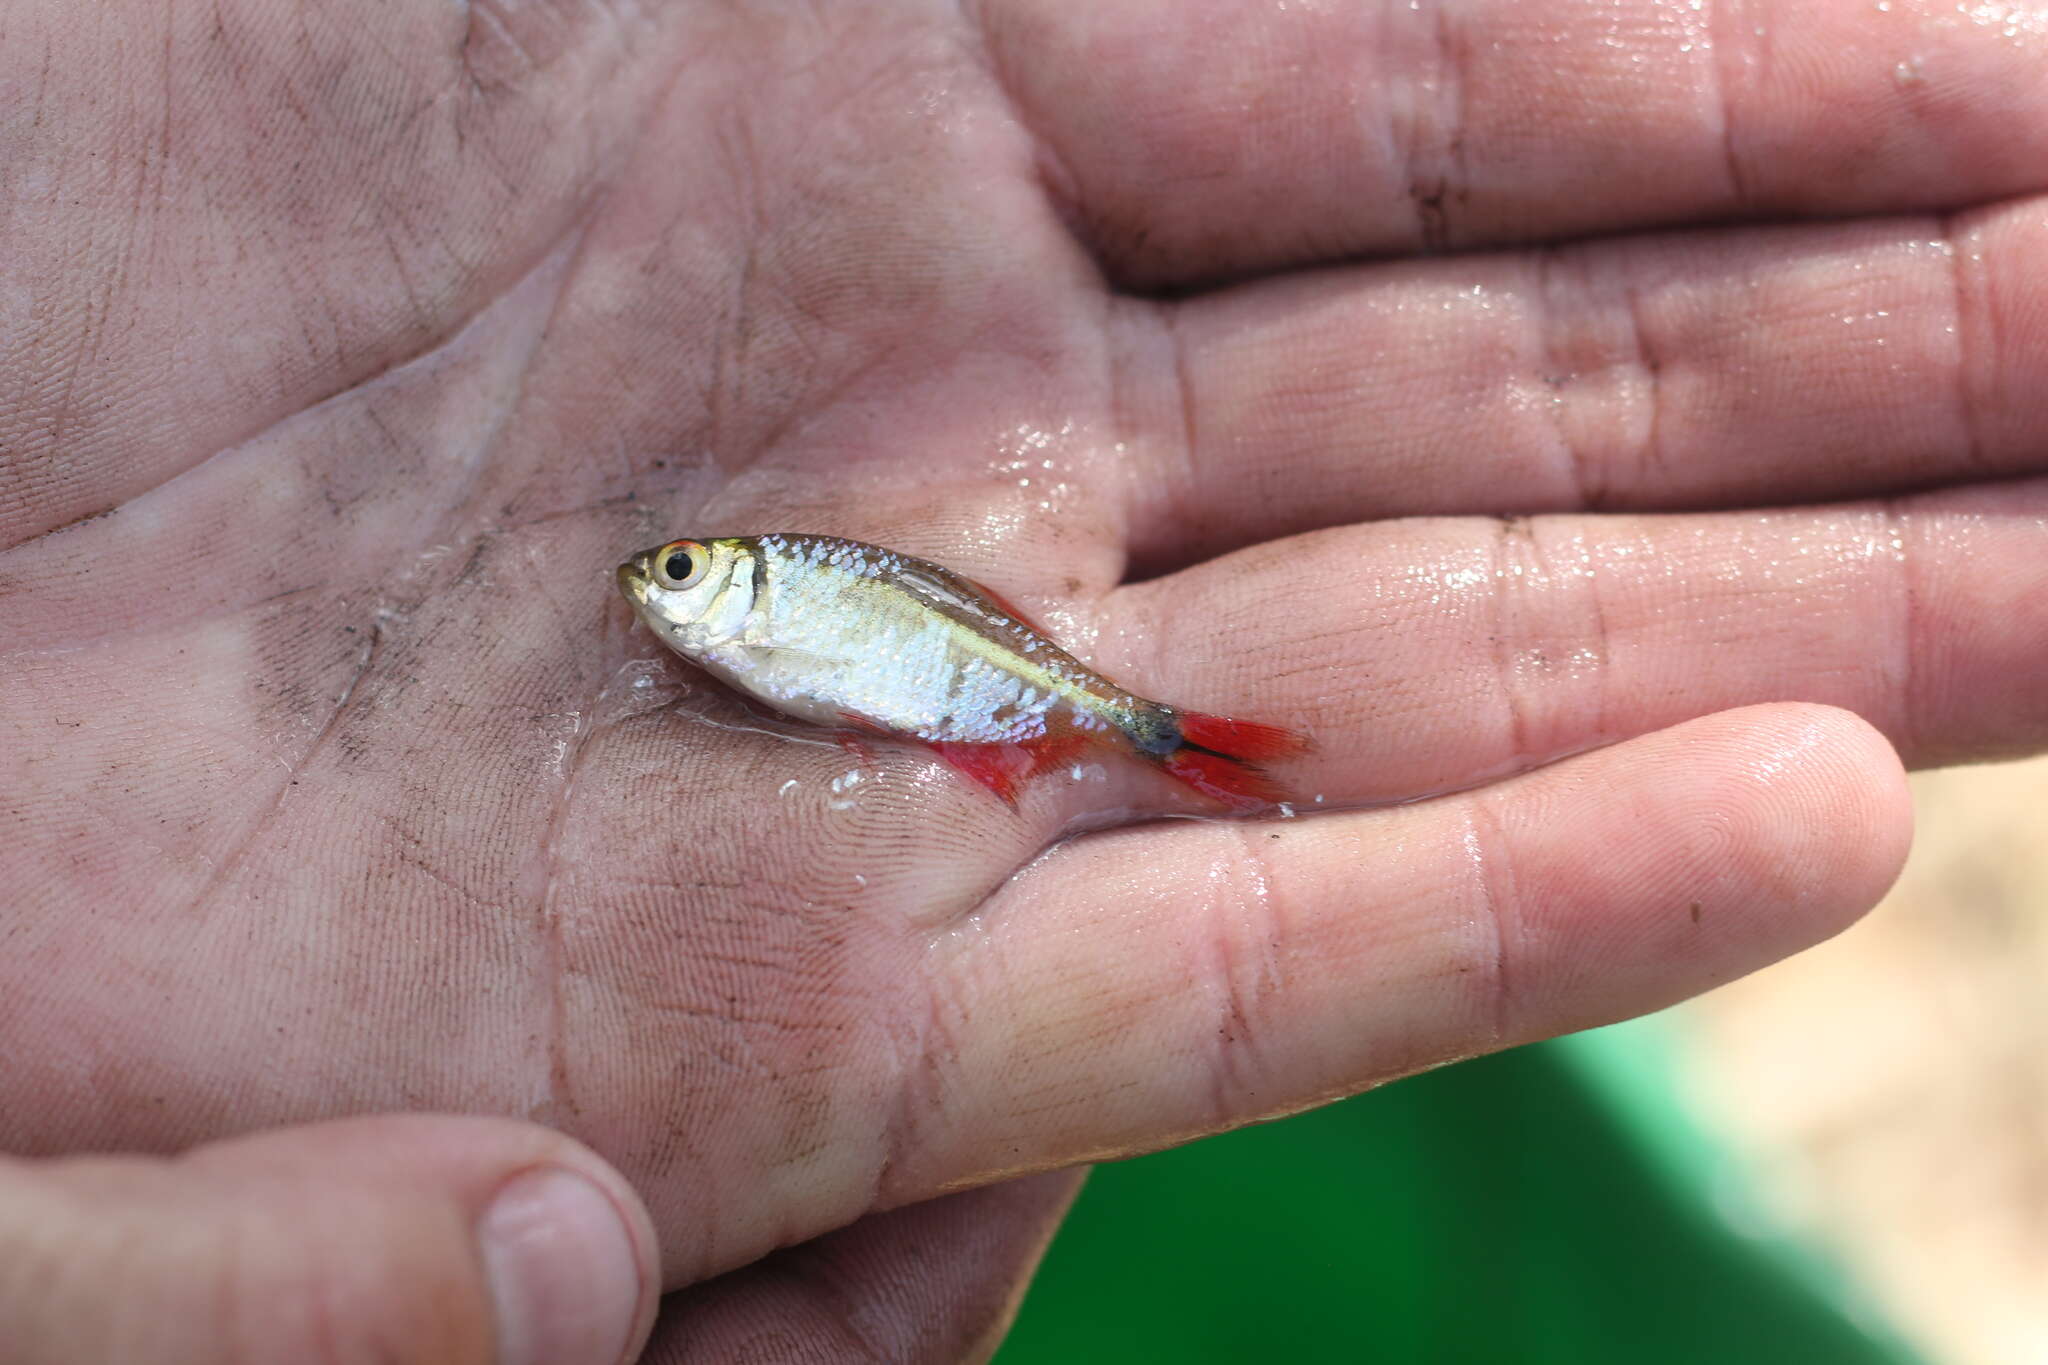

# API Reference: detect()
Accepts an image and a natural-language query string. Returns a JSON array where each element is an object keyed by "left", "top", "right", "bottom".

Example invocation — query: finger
[
  {"left": 883, "top": 703, "right": 1907, "bottom": 1195},
  {"left": 1100, "top": 481, "right": 2048, "bottom": 806},
  {"left": 983, "top": 0, "right": 2048, "bottom": 287},
  {"left": 644, "top": 1172, "right": 1082, "bottom": 1365},
  {"left": 1117, "top": 199, "right": 2048, "bottom": 571},
  {"left": 0, "top": 1115, "right": 658, "bottom": 1365}
]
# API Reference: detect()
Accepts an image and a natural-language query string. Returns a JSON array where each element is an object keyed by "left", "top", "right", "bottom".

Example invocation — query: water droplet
[{"left": 828, "top": 767, "right": 868, "bottom": 809}]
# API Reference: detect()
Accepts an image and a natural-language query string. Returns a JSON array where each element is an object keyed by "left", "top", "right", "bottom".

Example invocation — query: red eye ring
[{"left": 653, "top": 540, "right": 709, "bottom": 590}]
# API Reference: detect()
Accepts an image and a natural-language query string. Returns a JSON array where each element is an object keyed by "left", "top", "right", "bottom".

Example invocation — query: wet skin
[{"left": 5, "top": 0, "right": 2048, "bottom": 1357}]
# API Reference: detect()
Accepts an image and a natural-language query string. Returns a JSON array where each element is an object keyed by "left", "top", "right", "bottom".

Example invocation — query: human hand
[
  {"left": 3, "top": 0, "right": 2045, "bottom": 1357},
  {"left": 0, "top": 1116, "right": 660, "bottom": 1364},
  {"left": 0, "top": 1110, "right": 1079, "bottom": 1364}
]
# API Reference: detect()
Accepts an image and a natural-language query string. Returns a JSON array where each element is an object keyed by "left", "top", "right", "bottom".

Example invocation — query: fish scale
[
  {"left": 743, "top": 536, "right": 1086, "bottom": 744},
  {"left": 755, "top": 546, "right": 1060, "bottom": 743}
]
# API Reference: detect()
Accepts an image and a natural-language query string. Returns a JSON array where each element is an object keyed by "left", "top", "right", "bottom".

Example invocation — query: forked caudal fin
[{"left": 1159, "top": 710, "right": 1311, "bottom": 811}]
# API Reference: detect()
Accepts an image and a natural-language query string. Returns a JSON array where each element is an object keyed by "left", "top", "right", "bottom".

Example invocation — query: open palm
[{"left": 6, "top": 0, "right": 2047, "bottom": 1356}]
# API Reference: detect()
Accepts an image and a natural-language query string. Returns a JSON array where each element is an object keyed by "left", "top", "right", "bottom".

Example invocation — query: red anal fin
[
  {"left": 1023, "top": 733, "right": 1090, "bottom": 777},
  {"left": 925, "top": 742, "right": 1034, "bottom": 806},
  {"left": 924, "top": 735, "right": 1092, "bottom": 806},
  {"left": 1160, "top": 749, "right": 1290, "bottom": 811},
  {"left": 1177, "top": 710, "right": 1311, "bottom": 761}
]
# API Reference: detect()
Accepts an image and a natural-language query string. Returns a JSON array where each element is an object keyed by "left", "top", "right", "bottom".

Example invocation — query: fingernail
[{"left": 479, "top": 1165, "right": 644, "bottom": 1365}]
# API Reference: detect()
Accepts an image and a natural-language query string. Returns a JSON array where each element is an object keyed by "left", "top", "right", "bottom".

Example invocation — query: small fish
[{"left": 615, "top": 534, "right": 1306, "bottom": 808}]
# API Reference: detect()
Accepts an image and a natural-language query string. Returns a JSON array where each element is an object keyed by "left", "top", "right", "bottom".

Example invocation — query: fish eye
[{"left": 654, "top": 540, "right": 708, "bottom": 590}]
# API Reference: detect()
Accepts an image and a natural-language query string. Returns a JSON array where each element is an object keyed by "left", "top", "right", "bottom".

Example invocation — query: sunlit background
[{"left": 1000, "top": 757, "right": 2048, "bottom": 1364}]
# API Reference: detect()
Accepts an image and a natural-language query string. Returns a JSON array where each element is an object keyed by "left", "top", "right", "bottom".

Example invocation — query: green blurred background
[{"left": 998, "top": 1024, "right": 1914, "bottom": 1365}]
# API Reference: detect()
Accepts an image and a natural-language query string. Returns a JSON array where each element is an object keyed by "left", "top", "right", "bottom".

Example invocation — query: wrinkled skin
[{"left": 4, "top": 0, "right": 2048, "bottom": 1356}]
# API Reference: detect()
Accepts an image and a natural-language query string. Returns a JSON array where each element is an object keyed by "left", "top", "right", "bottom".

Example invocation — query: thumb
[{"left": 0, "top": 1115, "right": 659, "bottom": 1365}]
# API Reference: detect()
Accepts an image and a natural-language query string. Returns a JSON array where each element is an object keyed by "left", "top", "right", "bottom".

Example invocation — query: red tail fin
[
  {"left": 1177, "top": 711, "right": 1311, "bottom": 762},
  {"left": 1160, "top": 749, "right": 1290, "bottom": 809},
  {"left": 1160, "top": 710, "right": 1310, "bottom": 810}
]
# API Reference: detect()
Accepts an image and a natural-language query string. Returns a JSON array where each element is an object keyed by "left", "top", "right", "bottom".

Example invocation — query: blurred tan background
[{"left": 1676, "top": 756, "right": 2048, "bottom": 1365}]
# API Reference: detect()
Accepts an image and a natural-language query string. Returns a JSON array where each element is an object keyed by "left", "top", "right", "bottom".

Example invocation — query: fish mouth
[{"left": 615, "top": 559, "right": 650, "bottom": 604}]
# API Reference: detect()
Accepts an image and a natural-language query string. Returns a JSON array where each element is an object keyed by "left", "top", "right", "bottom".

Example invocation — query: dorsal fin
[{"left": 889, "top": 560, "right": 1051, "bottom": 637}]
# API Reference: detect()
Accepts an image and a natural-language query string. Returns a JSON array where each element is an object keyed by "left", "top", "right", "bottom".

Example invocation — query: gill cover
[{"left": 621, "top": 537, "right": 758, "bottom": 651}]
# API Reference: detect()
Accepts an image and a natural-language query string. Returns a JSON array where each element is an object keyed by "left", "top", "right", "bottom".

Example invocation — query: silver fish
[{"left": 616, "top": 534, "right": 1303, "bottom": 806}]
